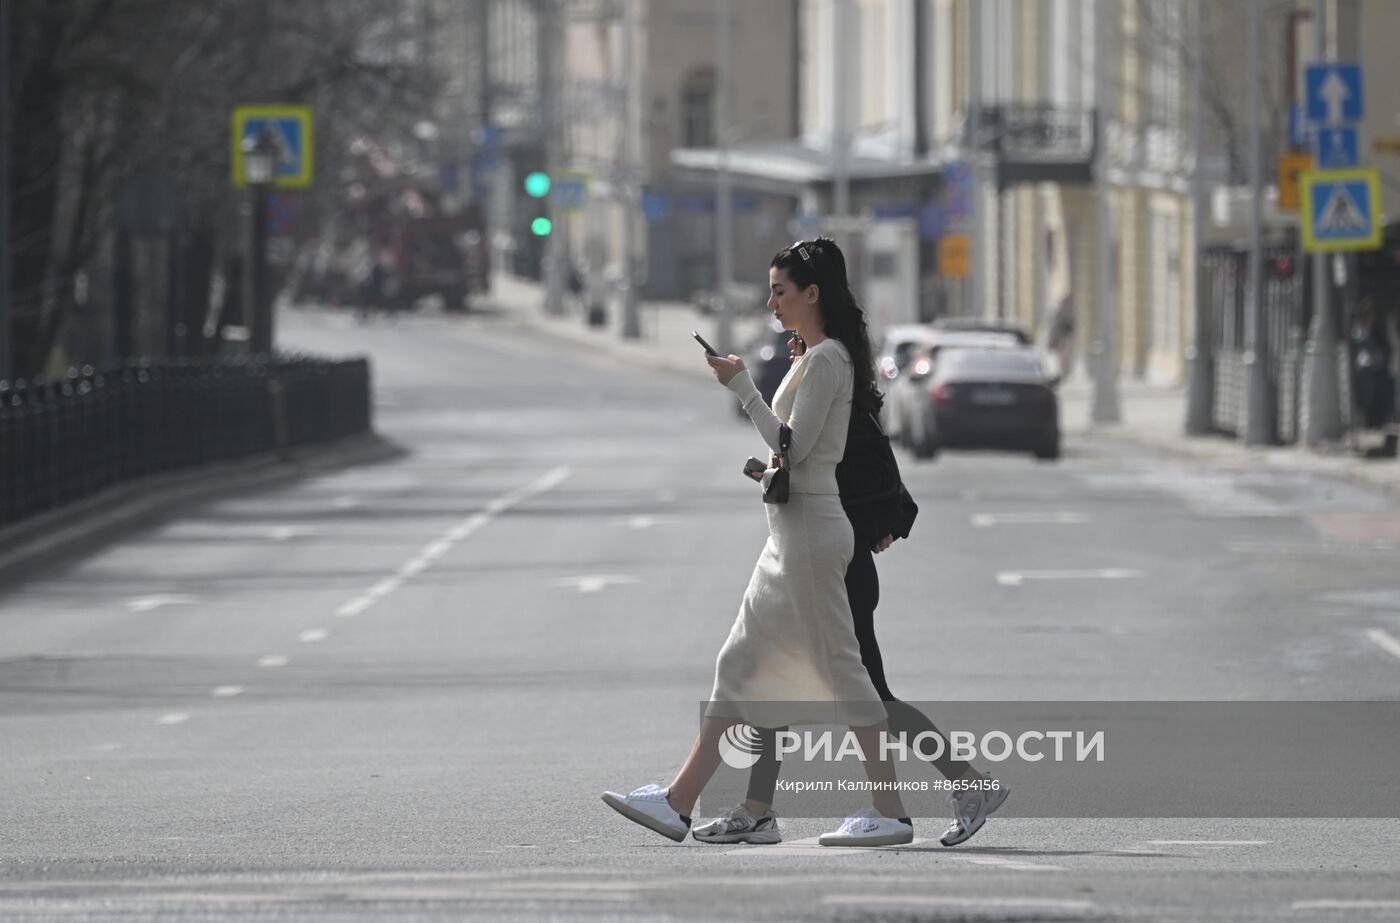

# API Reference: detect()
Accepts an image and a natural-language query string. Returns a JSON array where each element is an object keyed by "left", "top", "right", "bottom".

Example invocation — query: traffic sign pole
[
  {"left": 1243, "top": 0, "right": 1273, "bottom": 446},
  {"left": 1302, "top": 0, "right": 1342, "bottom": 446}
]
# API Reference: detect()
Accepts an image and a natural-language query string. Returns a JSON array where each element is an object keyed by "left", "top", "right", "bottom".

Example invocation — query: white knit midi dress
[{"left": 707, "top": 339, "right": 888, "bottom": 729}]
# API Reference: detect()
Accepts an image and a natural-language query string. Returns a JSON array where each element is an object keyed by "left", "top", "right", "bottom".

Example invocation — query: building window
[{"left": 681, "top": 67, "right": 716, "bottom": 148}]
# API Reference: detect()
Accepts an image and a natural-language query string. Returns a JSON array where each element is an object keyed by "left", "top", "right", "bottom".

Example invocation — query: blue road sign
[
  {"left": 1305, "top": 63, "right": 1363, "bottom": 124},
  {"left": 1301, "top": 168, "right": 1381, "bottom": 252},
  {"left": 642, "top": 192, "right": 669, "bottom": 222},
  {"left": 232, "top": 105, "right": 313, "bottom": 188},
  {"left": 943, "top": 162, "right": 974, "bottom": 220},
  {"left": 1314, "top": 126, "right": 1359, "bottom": 169},
  {"left": 1288, "top": 104, "right": 1313, "bottom": 149}
]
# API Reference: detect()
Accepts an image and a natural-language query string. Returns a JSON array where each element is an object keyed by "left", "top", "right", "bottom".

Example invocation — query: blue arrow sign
[
  {"left": 1314, "top": 126, "right": 1358, "bottom": 169},
  {"left": 1305, "top": 63, "right": 1363, "bottom": 124}
]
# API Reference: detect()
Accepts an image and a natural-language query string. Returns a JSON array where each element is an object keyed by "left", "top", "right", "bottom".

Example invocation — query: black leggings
[{"left": 744, "top": 542, "right": 970, "bottom": 806}]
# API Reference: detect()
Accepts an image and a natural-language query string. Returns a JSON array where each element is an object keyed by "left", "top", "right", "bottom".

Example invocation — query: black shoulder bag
[
  {"left": 762, "top": 425, "right": 792, "bottom": 504},
  {"left": 836, "top": 411, "right": 918, "bottom": 544}
]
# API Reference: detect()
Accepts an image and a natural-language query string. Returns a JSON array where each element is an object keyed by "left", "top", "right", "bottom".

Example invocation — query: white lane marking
[
  {"left": 330, "top": 467, "right": 572, "bottom": 619},
  {"left": 997, "top": 568, "right": 1142, "bottom": 587},
  {"left": 1365, "top": 628, "right": 1400, "bottom": 662},
  {"left": 331, "top": 496, "right": 361, "bottom": 510},
  {"left": 946, "top": 855, "right": 1068, "bottom": 872},
  {"left": 1147, "top": 840, "right": 1270, "bottom": 846},
  {"left": 719, "top": 836, "right": 939, "bottom": 857},
  {"left": 613, "top": 515, "right": 672, "bottom": 529},
  {"left": 156, "top": 713, "right": 189, "bottom": 725},
  {"left": 553, "top": 575, "right": 640, "bottom": 594},
  {"left": 1293, "top": 900, "right": 1400, "bottom": 910},
  {"left": 367, "top": 577, "right": 401, "bottom": 599},
  {"left": 656, "top": 490, "right": 678, "bottom": 503},
  {"left": 299, "top": 629, "right": 328, "bottom": 643},
  {"left": 258, "top": 655, "right": 289, "bottom": 668},
  {"left": 94, "top": 743, "right": 123, "bottom": 752},
  {"left": 824, "top": 896, "right": 1093, "bottom": 910},
  {"left": 336, "top": 597, "right": 373, "bottom": 618},
  {"left": 211, "top": 686, "right": 244, "bottom": 698},
  {"left": 268, "top": 525, "right": 317, "bottom": 542},
  {"left": 972, "top": 512, "right": 1090, "bottom": 528},
  {"left": 125, "top": 594, "right": 197, "bottom": 613},
  {"left": 421, "top": 540, "right": 452, "bottom": 560},
  {"left": 1230, "top": 541, "right": 1400, "bottom": 556}
]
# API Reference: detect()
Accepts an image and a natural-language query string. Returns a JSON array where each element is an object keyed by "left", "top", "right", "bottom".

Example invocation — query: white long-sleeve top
[{"left": 726, "top": 338, "right": 853, "bottom": 495}]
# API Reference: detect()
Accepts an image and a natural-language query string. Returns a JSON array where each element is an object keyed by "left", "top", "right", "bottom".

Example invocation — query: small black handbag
[{"left": 762, "top": 425, "right": 792, "bottom": 504}]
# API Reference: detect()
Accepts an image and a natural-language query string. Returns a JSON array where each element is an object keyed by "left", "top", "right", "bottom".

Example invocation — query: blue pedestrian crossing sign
[
  {"left": 1305, "top": 63, "right": 1363, "bottom": 125},
  {"left": 1314, "top": 125, "right": 1358, "bottom": 169},
  {"left": 231, "top": 105, "right": 314, "bottom": 188},
  {"left": 1300, "top": 168, "right": 1381, "bottom": 252}
]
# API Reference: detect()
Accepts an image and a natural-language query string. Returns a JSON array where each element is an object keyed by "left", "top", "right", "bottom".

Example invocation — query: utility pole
[
  {"left": 539, "top": 0, "right": 566, "bottom": 316},
  {"left": 0, "top": 0, "right": 11, "bottom": 380},
  {"left": 714, "top": 0, "right": 734, "bottom": 354},
  {"left": 1243, "top": 0, "right": 1272, "bottom": 445},
  {"left": 620, "top": 0, "right": 641, "bottom": 339},
  {"left": 1091, "top": 0, "right": 1120, "bottom": 424},
  {"left": 831, "top": 0, "right": 852, "bottom": 227},
  {"left": 1185, "top": 0, "right": 1214, "bottom": 434},
  {"left": 1302, "top": 0, "right": 1343, "bottom": 445},
  {"left": 968, "top": 0, "right": 985, "bottom": 320}
]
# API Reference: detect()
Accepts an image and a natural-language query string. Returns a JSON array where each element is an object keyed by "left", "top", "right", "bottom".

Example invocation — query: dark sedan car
[
  {"left": 907, "top": 347, "right": 1060, "bottom": 460},
  {"left": 735, "top": 321, "right": 795, "bottom": 416}
]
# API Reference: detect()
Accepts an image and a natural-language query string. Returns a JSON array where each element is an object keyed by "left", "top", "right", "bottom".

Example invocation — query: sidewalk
[{"left": 484, "top": 274, "right": 1400, "bottom": 499}]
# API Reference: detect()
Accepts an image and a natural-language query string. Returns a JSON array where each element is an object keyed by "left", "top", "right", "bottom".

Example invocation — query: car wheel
[
  {"left": 1033, "top": 439, "right": 1061, "bottom": 460},
  {"left": 913, "top": 431, "right": 940, "bottom": 460}
]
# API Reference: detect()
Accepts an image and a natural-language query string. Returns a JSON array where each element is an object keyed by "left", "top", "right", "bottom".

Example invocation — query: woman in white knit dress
[{"left": 603, "top": 239, "right": 914, "bottom": 847}]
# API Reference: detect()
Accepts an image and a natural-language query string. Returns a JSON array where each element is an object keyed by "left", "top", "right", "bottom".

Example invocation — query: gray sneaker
[
  {"left": 940, "top": 782, "right": 1010, "bottom": 846},
  {"left": 693, "top": 804, "right": 782, "bottom": 845}
]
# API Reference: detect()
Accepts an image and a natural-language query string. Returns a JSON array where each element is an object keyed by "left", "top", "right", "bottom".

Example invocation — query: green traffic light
[
  {"left": 531, "top": 217, "right": 553, "bottom": 236},
  {"left": 524, "top": 172, "right": 551, "bottom": 197}
]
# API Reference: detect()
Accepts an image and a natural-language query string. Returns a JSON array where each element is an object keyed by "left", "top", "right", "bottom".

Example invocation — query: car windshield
[{"left": 941, "top": 350, "right": 1043, "bottom": 376}]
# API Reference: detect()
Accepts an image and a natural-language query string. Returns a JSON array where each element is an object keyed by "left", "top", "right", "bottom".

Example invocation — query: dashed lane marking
[
  {"left": 331, "top": 466, "right": 571, "bottom": 619},
  {"left": 997, "top": 568, "right": 1142, "bottom": 587},
  {"left": 1365, "top": 628, "right": 1400, "bottom": 662}
]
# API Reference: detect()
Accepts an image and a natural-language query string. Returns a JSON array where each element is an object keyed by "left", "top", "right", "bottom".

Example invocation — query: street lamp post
[{"left": 242, "top": 128, "right": 278, "bottom": 356}]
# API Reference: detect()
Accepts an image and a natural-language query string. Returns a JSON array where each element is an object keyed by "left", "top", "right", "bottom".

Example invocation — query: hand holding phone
[{"left": 692, "top": 330, "right": 720, "bottom": 357}]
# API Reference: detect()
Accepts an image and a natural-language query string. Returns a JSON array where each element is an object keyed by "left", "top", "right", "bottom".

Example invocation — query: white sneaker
[
  {"left": 940, "top": 782, "right": 1010, "bottom": 846},
  {"left": 818, "top": 807, "right": 914, "bottom": 847},
  {"left": 601, "top": 784, "right": 691, "bottom": 843},
  {"left": 693, "top": 804, "right": 782, "bottom": 845}
]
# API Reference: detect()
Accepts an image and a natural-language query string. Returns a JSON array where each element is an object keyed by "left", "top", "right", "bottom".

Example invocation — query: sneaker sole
[
  {"left": 693, "top": 829, "right": 783, "bottom": 845},
  {"left": 940, "top": 785, "right": 1010, "bottom": 847},
  {"left": 818, "top": 830, "right": 914, "bottom": 848},
  {"left": 601, "top": 792, "right": 688, "bottom": 843}
]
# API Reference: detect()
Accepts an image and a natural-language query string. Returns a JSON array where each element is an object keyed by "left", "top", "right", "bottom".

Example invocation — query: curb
[
  {"left": 0, "top": 432, "right": 406, "bottom": 593},
  {"left": 1068, "top": 419, "right": 1400, "bottom": 500}
]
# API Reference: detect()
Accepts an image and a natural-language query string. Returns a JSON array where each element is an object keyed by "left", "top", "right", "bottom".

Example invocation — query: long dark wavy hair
[{"left": 770, "top": 237, "right": 883, "bottom": 415}]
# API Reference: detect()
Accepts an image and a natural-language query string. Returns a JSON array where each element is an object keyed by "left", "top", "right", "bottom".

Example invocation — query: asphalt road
[{"left": 2, "top": 302, "right": 1399, "bottom": 922}]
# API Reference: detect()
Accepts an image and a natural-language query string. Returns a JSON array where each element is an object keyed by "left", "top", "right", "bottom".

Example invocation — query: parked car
[
  {"left": 886, "top": 330, "right": 1025, "bottom": 445},
  {"left": 931, "top": 317, "right": 1033, "bottom": 345},
  {"left": 736, "top": 320, "right": 796, "bottom": 416},
  {"left": 905, "top": 346, "right": 1061, "bottom": 461}
]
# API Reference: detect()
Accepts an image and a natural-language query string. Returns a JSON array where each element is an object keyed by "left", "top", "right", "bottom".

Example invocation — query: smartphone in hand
[{"left": 692, "top": 330, "right": 720, "bottom": 357}]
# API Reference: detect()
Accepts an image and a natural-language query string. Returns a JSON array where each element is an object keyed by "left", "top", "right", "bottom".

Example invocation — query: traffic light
[
  {"left": 524, "top": 171, "right": 551, "bottom": 198},
  {"left": 523, "top": 171, "right": 552, "bottom": 236}
]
